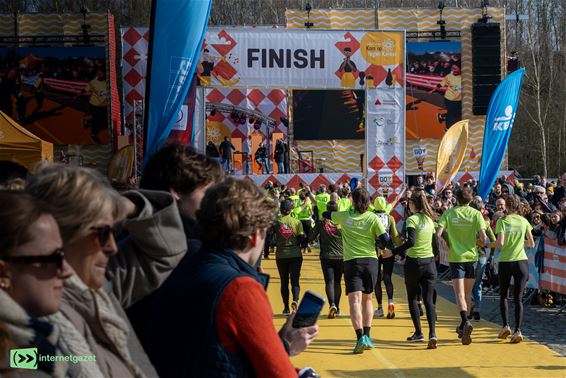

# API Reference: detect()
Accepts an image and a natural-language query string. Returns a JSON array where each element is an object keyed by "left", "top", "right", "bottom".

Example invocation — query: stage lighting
[
  {"left": 210, "top": 107, "right": 217, "bottom": 116},
  {"left": 253, "top": 120, "right": 262, "bottom": 130},
  {"left": 436, "top": 1, "right": 446, "bottom": 40},
  {"left": 479, "top": 1, "right": 492, "bottom": 23},
  {"left": 280, "top": 117, "right": 289, "bottom": 127},
  {"left": 80, "top": 5, "right": 91, "bottom": 44},
  {"left": 304, "top": 3, "right": 314, "bottom": 29},
  {"left": 230, "top": 110, "right": 238, "bottom": 120}
]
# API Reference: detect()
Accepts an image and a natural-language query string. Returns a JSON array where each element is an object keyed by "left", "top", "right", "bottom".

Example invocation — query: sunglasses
[
  {"left": 1, "top": 248, "right": 65, "bottom": 270},
  {"left": 90, "top": 225, "right": 119, "bottom": 246}
]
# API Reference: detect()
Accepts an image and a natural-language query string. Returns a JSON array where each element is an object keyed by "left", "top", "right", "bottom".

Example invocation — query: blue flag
[
  {"left": 144, "top": 0, "right": 212, "bottom": 163},
  {"left": 478, "top": 68, "right": 525, "bottom": 200}
]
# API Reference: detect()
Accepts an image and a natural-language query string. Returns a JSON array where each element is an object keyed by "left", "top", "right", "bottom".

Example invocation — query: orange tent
[{"left": 0, "top": 111, "right": 53, "bottom": 170}]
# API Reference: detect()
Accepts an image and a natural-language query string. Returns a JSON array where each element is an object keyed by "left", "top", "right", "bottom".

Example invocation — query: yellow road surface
[{"left": 264, "top": 252, "right": 566, "bottom": 378}]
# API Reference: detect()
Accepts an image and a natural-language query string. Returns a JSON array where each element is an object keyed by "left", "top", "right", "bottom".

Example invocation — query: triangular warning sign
[{"left": 375, "top": 98, "right": 382, "bottom": 105}]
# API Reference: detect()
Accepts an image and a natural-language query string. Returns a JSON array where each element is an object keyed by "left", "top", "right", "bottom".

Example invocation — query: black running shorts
[{"left": 344, "top": 257, "right": 379, "bottom": 294}]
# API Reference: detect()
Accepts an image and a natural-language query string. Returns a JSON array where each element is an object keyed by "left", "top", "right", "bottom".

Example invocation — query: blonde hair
[{"left": 26, "top": 164, "right": 128, "bottom": 244}]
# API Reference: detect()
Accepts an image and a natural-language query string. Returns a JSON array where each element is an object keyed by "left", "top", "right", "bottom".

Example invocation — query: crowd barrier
[
  {"left": 23, "top": 76, "right": 87, "bottom": 95},
  {"left": 540, "top": 238, "right": 566, "bottom": 295}
]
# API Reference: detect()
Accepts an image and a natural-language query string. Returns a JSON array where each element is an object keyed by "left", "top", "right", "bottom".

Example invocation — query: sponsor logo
[{"left": 492, "top": 105, "right": 515, "bottom": 131}]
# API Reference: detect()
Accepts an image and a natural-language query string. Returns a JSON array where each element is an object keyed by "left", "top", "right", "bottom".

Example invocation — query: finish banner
[{"left": 198, "top": 29, "right": 404, "bottom": 89}]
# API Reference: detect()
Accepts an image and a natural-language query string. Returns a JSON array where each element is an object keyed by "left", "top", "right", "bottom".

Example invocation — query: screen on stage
[{"left": 292, "top": 90, "right": 365, "bottom": 140}]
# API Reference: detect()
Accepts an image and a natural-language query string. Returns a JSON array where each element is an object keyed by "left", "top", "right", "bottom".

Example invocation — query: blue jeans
[
  {"left": 221, "top": 158, "right": 232, "bottom": 172},
  {"left": 472, "top": 255, "right": 487, "bottom": 312},
  {"left": 276, "top": 160, "right": 285, "bottom": 174},
  {"left": 259, "top": 157, "right": 269, "bottom": 174}
]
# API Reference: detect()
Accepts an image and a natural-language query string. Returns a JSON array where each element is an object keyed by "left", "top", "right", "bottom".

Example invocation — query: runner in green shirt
[
  {"left": 326, "top": 187, "right": 393, "bottom": 354},
  {"left": 493, "top": 194, "right": 535, "bottom": 344},
  {"left": 436, "top": 187, "right": 487, "bottom": 346},
  {"left": 393, "top": 191, "right": 438, "bottom": 349},
  {"left": 272, "top": 199, "right": 305, "bottom": 315}
]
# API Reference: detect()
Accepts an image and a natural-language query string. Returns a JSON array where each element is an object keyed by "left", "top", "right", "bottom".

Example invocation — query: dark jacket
[{"left": 147, "top": 245, "right": 267, "bottom": 377}]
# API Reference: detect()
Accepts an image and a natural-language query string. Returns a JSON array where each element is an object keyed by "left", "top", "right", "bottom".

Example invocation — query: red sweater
[{"left": 216, "top": 276, "right": 297, "bottom": 377}]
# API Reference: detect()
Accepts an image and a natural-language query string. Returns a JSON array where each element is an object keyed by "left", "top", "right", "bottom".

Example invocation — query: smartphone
[{"left": 292, "top": 290, "right": 325, "bottom": 328}]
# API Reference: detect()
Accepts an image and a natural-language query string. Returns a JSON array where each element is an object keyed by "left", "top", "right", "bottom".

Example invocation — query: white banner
[{"left": 199, "top": 28, "right": 404, "bottom": 89}]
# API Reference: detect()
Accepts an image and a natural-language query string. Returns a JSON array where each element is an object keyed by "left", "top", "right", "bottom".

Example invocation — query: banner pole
[{"left": 142, "top": 0, "right": 158, "bottom": 156}]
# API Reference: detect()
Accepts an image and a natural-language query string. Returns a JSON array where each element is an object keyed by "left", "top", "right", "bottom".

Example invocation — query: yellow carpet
[{"left": 263, "top": 251, "right": 565, "bottom": 378}]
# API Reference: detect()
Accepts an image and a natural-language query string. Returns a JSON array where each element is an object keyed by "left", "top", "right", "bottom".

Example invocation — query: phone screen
[{"left": 292, "top": 291, "right": 325, "bottom": 328}]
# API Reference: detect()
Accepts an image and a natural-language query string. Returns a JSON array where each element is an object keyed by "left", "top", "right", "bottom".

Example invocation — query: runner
[
  {"left": 273, "top": 199, "right": 305, "bottom": 315},
  {"left": 493, "top": 194, "right": 535, "bottom": 343},
  {"left": 436, "top": 187, "right": 487, "bottom": 345},
  {"left": 393, "top": 191, "right": 439, "bottom": 349},
  {"left": 372, "top": 196, "right": 401, "bottom": 319},
  {"left": 325, "top": 187, "right": 393, "bottom": 354},
  {"left": 296, "top": 189, "right": 314, "bottom": 253},
  {"left": 309, "top": 200, "right": 343, "bottom": 319}
]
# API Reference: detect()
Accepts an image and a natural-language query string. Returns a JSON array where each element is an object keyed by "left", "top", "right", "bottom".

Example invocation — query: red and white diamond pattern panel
[
  {"left": 243, "top": 173, "right": 361, "bottom": 191},
  {"left": 205, "top": 88, "right": 288, "bottom": 155},
  {"left": 121, "top": 27, "right": 149, "bottom": 135}
]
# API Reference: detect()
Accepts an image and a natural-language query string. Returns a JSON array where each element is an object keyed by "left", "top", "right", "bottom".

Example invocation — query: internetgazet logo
[
  {"left": 10, "top": 348, "right": 38, "bottom": 370},
  {"left": 10, "top": 348, "right": 97, "bottom": 370}
]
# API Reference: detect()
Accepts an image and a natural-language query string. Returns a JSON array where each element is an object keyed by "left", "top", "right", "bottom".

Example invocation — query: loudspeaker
[{"left": 471, "top": 23, "right": 501, "bottom": 115}]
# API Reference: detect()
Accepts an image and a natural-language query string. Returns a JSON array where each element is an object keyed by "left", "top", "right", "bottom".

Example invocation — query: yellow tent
[{"left": 0, "top": 111, "right": 53, "bottom": 171}]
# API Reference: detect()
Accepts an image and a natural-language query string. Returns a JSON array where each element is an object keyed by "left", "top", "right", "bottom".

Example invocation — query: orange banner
[{"left": 435, "top": 120, "right": 469, "bottom": 192}]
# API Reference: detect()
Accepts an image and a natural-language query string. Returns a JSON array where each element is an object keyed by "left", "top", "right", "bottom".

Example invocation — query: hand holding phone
[{"left": 292, "top": 290, "right": 325, "bottom": 328}]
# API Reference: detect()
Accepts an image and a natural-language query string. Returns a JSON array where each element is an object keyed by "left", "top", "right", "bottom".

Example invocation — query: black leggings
[
  {"left": 321, "top": 259, "right": 344, "bottom": 308},
  {"left": 300, "top": 220, "right": 312, "bottom": 245},
  {"left": 276, "top": 257, "right": 303, "bottom": 309},
  {"left": 498, "top": 260, "right": 528, "bottom": 331},
  {"left": 375, "top": 256, "right": 394, "bottom": 305},
  {"left": 404, "top": 257, "right": 437, "bottom": 337}
]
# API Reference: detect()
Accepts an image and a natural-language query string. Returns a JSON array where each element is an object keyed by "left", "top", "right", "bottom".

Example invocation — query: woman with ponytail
[
  {"left": 494, "top": 194, "right": 534, "bottom": 344},
  {"left": 393, "top": 191, "right": 439, "bottom": 349}
]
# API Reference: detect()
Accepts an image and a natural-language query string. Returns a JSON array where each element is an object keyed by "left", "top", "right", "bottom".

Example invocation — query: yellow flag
[{"left": 435, "top": 120, "right": 469, "bottom": 193}]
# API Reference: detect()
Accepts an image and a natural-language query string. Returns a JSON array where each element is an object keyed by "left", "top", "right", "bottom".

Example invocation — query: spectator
[
  {"left": 496, "top": 198, "right": 506, "bottom": 213},
  {"left": 147, "top": 179, "right": 318, "bottom": 377},
  {"left": 26, "top": 164, "right": 187, "bottom": 377},
  {"left": 487, "top": 183, "right": 503, "bottom": 209},
  {"left": 551, "top": 172, "right": 565, "bottom": 207},
  {"left": 0, "top": 192, "right": 76, "bottom": 376}
]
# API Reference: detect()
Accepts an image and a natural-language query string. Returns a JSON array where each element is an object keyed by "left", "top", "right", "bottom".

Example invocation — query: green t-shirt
[
  {"left": 288, "top": 195, "right": 300, "bottom": 218},
  {"left": 315, "top": 193, "right": 331, "bottom": 219},
  {"left": 438, "top": 205, "right": 485, "bottom": 262},
  {"left": 331, "top": 210, "right": 385, "bottom": 261},
  {"left": 273, "top": 215, "right": 304, "bottom": 259},
  {"left": 405, "top": 213, "right": 435, "bottom": 259},
  {"left": 338, "top": 197, "right": 352, "bottom": 212},
  {"left": 296, "top": 198, "right": 313, "bottom": 221},
  {"left": 495, "top": 214, "right": 532, "bottom": 262}
]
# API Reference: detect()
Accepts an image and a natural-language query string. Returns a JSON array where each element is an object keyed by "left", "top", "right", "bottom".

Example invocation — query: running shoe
[
  {"left": 353, "top": 338, "right": 365, "bottom": 354},
  {"left": 283, "top": 308, "right": 290, "bottom": 316},
  {"left": 456, "top": 326, "right": 463, "bottom": 339},
  {"left": 406, "top": 333, "right": 425, "bottom": 343},
  {"left": 473, "top": 311, "right": 481, "bottom": 321},
  {"left": 387, "top": 303, "right": 395, "bottom": 319},
  {"left": 510, "top": 330, "right": 523, "bottom": 344},
  {"left": 291, "top": 301, "right": 298, "bottom": 312},
  {"left": 498, "top": 325, "right": 511, "bottom": 340},
  {"left": 328, "top": 305, "right": 337, "bottom": 319},
  {"left": 363, "top": 335, "right": 374, "bottom": 349},
  {"left": 461, "top": 321, "right": 474, "bottom": 345},
  {"left": 336, "top": 308, "right": 341, "bottom": 316},
  {"left": 427, "top": 337, "right": 438, "bottom": 349},
  {"left": 375, "top": 307, "right": 384, "bottom": 318}
]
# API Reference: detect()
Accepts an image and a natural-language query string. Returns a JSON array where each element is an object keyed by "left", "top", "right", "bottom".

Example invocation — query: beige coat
[{"left": 59, "top": 190, "right": 187, "bottom": 378}]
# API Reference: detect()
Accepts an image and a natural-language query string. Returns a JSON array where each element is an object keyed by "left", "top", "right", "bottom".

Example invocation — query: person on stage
[
  {"left": 255, "top": 143, "right": 270, "bottom": 174},
  {"left": 393, "top": 191, "right": 439, "bottom": 349},
  {"left": 436, "top": 187, "right": 487, "bottom": 345},
  {"left": 324, "top": 187, "right": 393, "bottom": 354},
  {"left": 493, "top": 194, "right": 535, "bottom": 343}
]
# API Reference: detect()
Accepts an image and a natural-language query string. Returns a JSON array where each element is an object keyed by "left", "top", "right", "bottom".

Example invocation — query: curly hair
[
  {"left": 26, "top": 164, "right": 128, "bottom": 244},
  {"left": 140, "top": 142, "right": 224, "bottom": 194},
  {"left": 198, "top": 178, "right": 278, "bottom": 250}
]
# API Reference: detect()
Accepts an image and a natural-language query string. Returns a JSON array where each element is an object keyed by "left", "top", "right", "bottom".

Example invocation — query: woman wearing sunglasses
[
  {"left": 26, "top": 164, "right": 187, "bottom": 377},
  {"left": 0, "top": 191, "right": 75, "bottom": 376}
]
